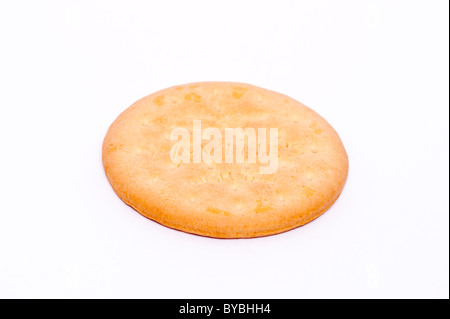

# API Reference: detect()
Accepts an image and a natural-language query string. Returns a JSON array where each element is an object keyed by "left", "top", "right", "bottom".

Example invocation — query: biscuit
[{"left": 102, "top": 82, "right": 348, "bottom": 238}]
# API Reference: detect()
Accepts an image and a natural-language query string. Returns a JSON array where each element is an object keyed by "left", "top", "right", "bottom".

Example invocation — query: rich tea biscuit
[{"left": 102, "top": 82, "right": 348, "bottom": 238}]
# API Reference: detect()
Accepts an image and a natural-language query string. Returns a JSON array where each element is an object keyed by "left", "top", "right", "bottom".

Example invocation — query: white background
[{"left": 0, "top": 1, "right": 448, "bottom": 299}]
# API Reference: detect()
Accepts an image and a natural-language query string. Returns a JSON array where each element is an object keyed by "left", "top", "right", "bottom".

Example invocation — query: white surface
[{"left": 0, "top": 1, "right": 448, "bottom": 299}]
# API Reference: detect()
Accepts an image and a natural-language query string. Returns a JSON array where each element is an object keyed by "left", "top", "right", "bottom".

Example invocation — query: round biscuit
[{"left": 102, "top": 82, "right": 348, "bottom": 238}]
